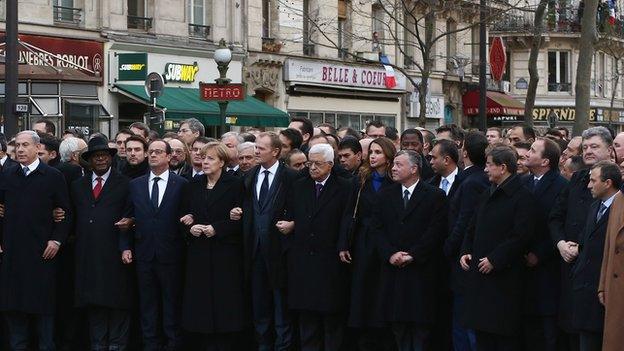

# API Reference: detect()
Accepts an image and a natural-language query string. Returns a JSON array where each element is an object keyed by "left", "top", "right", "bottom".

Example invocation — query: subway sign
[
  {"left": 164, "top": 62, "right": 199, "bottom": 83},
  {"left": 117, "top": 53, "right": 148, "bottom": 81}
]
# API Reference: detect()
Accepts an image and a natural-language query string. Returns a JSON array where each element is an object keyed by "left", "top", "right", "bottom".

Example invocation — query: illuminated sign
[{"left": 164, "top": 62, "right": 199, "bottom": 83}]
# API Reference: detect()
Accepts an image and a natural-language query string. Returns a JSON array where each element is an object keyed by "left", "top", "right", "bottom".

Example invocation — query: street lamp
[{"left": 214, "top": 38, "right": 232, "bottom": 134}]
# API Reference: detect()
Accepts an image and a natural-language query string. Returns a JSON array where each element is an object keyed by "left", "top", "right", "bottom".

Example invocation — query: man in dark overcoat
[
  {"left": 373, "top": 149, "right": 447, "bottom": 351},
  {"left": 460, "top": 145, "right": 536, "bottom": 351},
  {"left": 0, "top": 130, "right": 71, "bottom": 350},
  {"left": 72, "top": 136, "right": 135, "bottom": 350}
]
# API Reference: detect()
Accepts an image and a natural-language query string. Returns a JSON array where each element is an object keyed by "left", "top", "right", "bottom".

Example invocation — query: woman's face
[
  {"left": 369, "top": 142, "right": 388, "bottom": 170},
  {"left": 202, "top": 148, "right": 225, "bottom": 176}
]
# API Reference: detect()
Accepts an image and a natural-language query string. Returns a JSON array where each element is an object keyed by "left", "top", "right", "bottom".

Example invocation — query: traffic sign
[
  {"left": 145, "top": 72, "right": 164, "bottom": 99},
  {"left": 199, "top": 83, "right": 245, "bottom": 101},
  {"left": 489, "top": 37, "right": 506, "bottom": 82}
]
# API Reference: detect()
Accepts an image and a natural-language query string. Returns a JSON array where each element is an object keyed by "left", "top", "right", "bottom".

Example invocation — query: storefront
[
  {"left": 283, "top": 58, "right": 407, "bottom": 131},
  {"left": 0, "top": 32, "right": 110, "bottom": 137},
  {"left": 462, "top": 89, "right": 525, "bottom": 128}
]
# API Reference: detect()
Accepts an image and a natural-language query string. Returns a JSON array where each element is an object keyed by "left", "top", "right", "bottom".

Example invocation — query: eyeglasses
[
  {"left": 148, "top": 149, "right": 166, "bottom": 155},
  {"left": 171, "top": 149, "right": 185, "bottom": 155},
  {"left": 305, "top": 161, "right": 331, "bottom": 168}
]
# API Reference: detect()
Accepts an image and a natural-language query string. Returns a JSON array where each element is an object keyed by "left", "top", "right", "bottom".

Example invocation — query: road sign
[
  {"left": 199, "top": 83, "right": 245, "bottom": 101},
  {"left": 489, "top": 37, "right": 506, "bottom": 82},
  {"left": 145, "top": 72, "right": 164, "bottom": 99}
]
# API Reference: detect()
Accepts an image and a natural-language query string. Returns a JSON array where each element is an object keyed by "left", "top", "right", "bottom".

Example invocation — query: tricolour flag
[{"left": 384, "top": 65, "right": 396, "bottom": 89}]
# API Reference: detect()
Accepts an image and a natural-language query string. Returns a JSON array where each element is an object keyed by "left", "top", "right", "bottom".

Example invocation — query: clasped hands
[
  {"left": 460, "top": 254, "right": 494, "bottom": 274},
  {"left": 557, "top": 240, "right": 579, "bottom": 263},
  {"left": 229, "top": 207, "right": 295, "bottom": 235},
  {"left": 389, "top": 251, "right": 414, "bottom": 267}
]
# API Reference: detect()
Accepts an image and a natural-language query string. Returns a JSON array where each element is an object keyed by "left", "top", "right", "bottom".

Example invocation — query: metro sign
[{"left": 199, "top": 83, "right": 245, "bottom": 101}]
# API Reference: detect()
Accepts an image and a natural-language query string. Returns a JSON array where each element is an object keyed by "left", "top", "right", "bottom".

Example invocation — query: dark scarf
[{"left": 122, "top": 159, "right": 149, "bottom": 179}]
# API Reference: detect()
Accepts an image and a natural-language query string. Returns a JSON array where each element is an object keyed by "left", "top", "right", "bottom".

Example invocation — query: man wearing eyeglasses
[{"left": 167, "top": 137, "right": 192, "bottom": 178}]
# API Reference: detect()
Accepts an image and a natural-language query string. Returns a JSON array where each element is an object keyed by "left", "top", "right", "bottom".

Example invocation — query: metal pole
[
  {"left": 215, "top": 60, "right": 231, "bottom": 134},
  {"left": 4, "top": 0, "right": 19, "bottom": 137},
  {"left": 218, "top": 101, "right": 228, "bottom": 134},
  {"left": 478, "top": 0, "right": 488, "bottom": 132}
]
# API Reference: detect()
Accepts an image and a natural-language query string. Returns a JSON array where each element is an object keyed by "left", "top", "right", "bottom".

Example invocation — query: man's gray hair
[
  {"left": 17, "top": 130, "right": 40, "bottom": 145},
  {"left": 309, "top": 143, "right": 334, "bottom": 162},
  {"left": 582, "top": 126, "right": 613, "bottom": 146},
  {"left": 395, "top": 149, "right": 422, "bottom": 169},
  {"left": 59, "top": 137, "right": 80, "bottom": 162},
  {"left": 181, "top": 118, "right": 205, "bottom": 136},
  {"left": 221, "top": 131, "right": 245, "bottom": 144},
  {"left": 237, "top": 141, "right": 255, "bottom": 153}
]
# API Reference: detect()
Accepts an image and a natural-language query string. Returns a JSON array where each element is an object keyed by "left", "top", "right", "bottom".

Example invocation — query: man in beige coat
[{"left": 598, "top": 190, "right": 624, "bottom": 351}]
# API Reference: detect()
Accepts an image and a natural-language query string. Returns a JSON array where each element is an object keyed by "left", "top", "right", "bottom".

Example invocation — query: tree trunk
[
  {"left": 610, "top": 60, "right": 619, "bottom": 129},
  {"left": 418, "top": 74, "right": 430, "bottom": 127},
  {"left": 573, "top": 0, "right": 600, "bottom": 136},
  {"left": 524, "top": 0, "right": 548, "bottom": 126}
]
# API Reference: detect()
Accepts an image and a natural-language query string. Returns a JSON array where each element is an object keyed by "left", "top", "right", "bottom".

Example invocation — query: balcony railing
[
  {"left": 127, "top": 15, "right": 153, "bottom": 31},
  {"left": 303, "top": 43, "right": 316, "bottom": 56},
  {"left": 53, "top": 5, "right": 82, "bottom": 25},
  {"left": 548, "top": 82, "right": 572, "bottom": 92},
  {"left": 189, "top": 24, "right": 211, "bottom": 39},
  {"left": 262, "top": 37, "right": 282, "bottom": 53}
]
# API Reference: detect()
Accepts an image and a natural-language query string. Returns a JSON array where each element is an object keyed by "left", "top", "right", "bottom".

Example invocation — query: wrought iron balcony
[
  {"left": 189, "top": 24, "right": 211, "bottom": 39},
  {"left": 548, "top": 82, "right": 572, "bottom": 92},
  {"left": 127, "top": 15, "right": 153, "bottom": 31},
  {"left": 53, "top": 5, "right": 82, "bottom": 25}
]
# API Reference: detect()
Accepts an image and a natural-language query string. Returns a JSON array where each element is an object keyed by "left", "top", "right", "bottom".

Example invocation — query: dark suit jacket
[
  {"left": 373, "top": 181, "right": 448, "bottom": 323},
  {"left": 124, "top": 171, "right": 188, "bottom": 263},
  {"left": 427, "top": 168, "right": 461, "bottom": 198},
  {"left": 284, "top": 174, "right": 352, "bottom": 313},
  {"left": 241, "top": 163, "right": 297, "bottom": 289},
  {"left": 55, "top": 161, "right": 83, "bottom": 191},
  {"left": 571, "top": 199, "right": 610, "bottom": 333},
  {"left": 522, "top": 170, "right": 568, "bottom": 316}
]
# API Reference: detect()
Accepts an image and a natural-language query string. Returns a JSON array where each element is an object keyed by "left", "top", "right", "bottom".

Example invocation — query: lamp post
[{"left": 214, "top": 38, "right": 232, "bottom": 134}]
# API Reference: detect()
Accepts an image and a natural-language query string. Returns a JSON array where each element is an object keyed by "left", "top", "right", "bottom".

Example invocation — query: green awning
[{"left": 114, "top": 84, "right": 290, "bottom": 127}]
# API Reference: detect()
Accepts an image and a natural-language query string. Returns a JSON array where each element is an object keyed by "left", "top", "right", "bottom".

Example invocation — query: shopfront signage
[
  {"left": 489, "top": 37, "right": 506, "bottom": 82},
  {"left": 199, "top": 83, "right": 246, "bottom": 101},
  {"left": 118, "top": 53, "right": 148, "bottom": 81},
  {"left": 0, "top": 32, "right": 103, "bottom": 80},
  {"left": 284, "top": 58, "right": 407, "bottom": 90},
  {"left": 163, "top": 62, "right": 199, "bottom": 83},
  {"left": 532, "top": 107, "right": 597, "bottom": 122}
]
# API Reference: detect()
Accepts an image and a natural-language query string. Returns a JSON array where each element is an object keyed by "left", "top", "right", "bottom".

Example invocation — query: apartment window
[
  {"left": 54, "top": 0, "right": 77, "bottom": 23},
  {"left": 471, "top": 26, "right": 479, "bottom": 74},
  {"left": 262, "top": 0, "right": 271, "bottom": 38},
  {"left": 190, "top": 0, "right": 204, "bottom": 25},
  {"left": 372, "top": 3, "right": 384, "bottom": 52},
  {"left": 446, "top": 19, "right": 457, "bottom": 59},
  {"left": 188, "top": 0, "right": 211, "bottom": 39},
  {"left": 548, "top": 51, "right": 571, "bottom": 92},
  {"left": 128, "top": 0, "right": 146, "bottom": 17},
  {"left": 597, "top": 52, "right": 605, "bottom": 96},
  {"left": 338, "top": 18, "right": 347, "bottom": 58},
  {"left": 128, "top": 0, "right": 151, "bottom": 30}
]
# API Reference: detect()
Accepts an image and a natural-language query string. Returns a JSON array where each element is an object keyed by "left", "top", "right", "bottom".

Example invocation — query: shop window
[
  {"left": 31, "top": 83, "right": 59, "bottom": 95},
  {"left": 262, "top": 0, "right": 271, "bottom": 38},
  {"left": 309, "top": 112, "right": 323, "bottom": 126},
  {"left": 548, "top": 51, "right": 571, "bottom": 92},
  {"left": 338, "top": 113, "right": 360, "bottom": 130},
  {"left": 61, "top": 83, "right": 97, "bottom": 96},
  {"left": 32, "top": 97, "right": 60, "bottom": 116},
  {"left": 324, "top": 113, "right": 336, "bottom": 126},
  {"left": 0, "top": 83, "right": 27, "bottom": 96},
  {"left": 372, "top": 3, "right": 384, "bottom": 52},
  {"left": 376, "top": 115, "right": 395, "bottom": 128}
]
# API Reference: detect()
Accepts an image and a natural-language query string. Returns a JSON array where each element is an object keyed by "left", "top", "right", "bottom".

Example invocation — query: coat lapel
[
  {"left": 312, "top": 175, "right": 339, "bottom": 217},
  {"left": 140, "top": 176, "right": 155, "bottom": 215},
  {"left": 402, "top": 181, "right": 426, "bottom": 220}
]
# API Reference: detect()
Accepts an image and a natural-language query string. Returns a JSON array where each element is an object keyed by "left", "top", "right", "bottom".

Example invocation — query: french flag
[{"left": 384, "top": 65, "right": 397, "bottom": 88}]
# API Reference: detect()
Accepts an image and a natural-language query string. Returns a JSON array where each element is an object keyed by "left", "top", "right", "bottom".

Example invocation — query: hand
[
  {"left": 121, "top": 250, "right": 133, "bottom": 264},
  {"left": 460, "top": 254, "right": 472, "bottom": 271},
  {"left": 0, "top": 203, "right": 5, "bottom": 218},
  {"left": 202, "top": 225, "right": 216, "bottom": 237},
  {"left": 400, "top": 254, "right": 414, "bottom": 267},
  {"left": 179, "top": 214, "right": 194, "bottom": 226},
  {"left": 525, "top": 252, "right": 539, "bottom": 267},
  {"left": 478, "top": 257, "right": 494, "bottom": 274},
  {"left": 389, "top": 251, "right": 409, "bottom": 266},
  {"left": 115, "top": 217, "right": 135, "bottom": 231},
  {"left": 190, "top": 225, "right": 205, "bottom": 237},
  {"left": 230, "top": 207, "right": 243, "bottom": 221},
  {"left": 276, "top": 221, "right": 294, "bottom": 235},
  {"left": 557, "top": 240, "right": 579, "bottom": 263},
  {"left": 339, "top": 251, "right": 352, "bottom": 263},
  {"left": 0, "top": 244, "right": 3, "bottom": 253},
  {"left": 52, "top": 207, "right": 65, "bottom": 223},
  {"left": 598, "top": 291, "right": 604, "bottom": 306},
  {"left": 42, "top": 241, "right": 60, "bottom": 260}
]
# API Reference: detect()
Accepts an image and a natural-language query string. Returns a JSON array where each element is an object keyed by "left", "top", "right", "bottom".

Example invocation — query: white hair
[
  {"left": 17, "top": 130, "right": 40, "bottom": 144},
  {"left": 309, "top": 143, "right": 334, "bottom": 162},
  {"left": 59, "top": 137, "right": 80, "bottom": 162},
  {"left": 237, "top": 141, "right": 255, "bottom": 153},
  {"left": 221, "top": 131, "right": 244, "bottom": 144}
]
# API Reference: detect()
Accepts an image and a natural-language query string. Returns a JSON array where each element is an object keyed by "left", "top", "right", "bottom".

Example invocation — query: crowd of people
[{"left": 0, "top": 117, "right": 622, "bottom": 351}]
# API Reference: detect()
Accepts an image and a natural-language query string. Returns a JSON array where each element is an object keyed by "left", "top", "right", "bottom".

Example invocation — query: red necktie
[{"left": 93, "top": 177, "right": 103, "bottom": 199}]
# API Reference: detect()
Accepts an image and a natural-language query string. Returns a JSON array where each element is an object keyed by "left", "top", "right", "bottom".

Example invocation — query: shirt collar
[
  {"left": 150, "top": 170, "right": 170, "bottom": 183},
  {"left": 92, "top": 167, "right": 112, "bottom": 183},
  {"left": 0, "top": 155, "right": 7, "bottom": 166},
  {"left": 227, "top": 164, "right": 240, "bottom": 172},
  {"left": 603, "top": 192, "right": 618, "bottom": 209},
  {"left": 260, "top": 161, "right": 279, "bottom": 175},
  {"left": 443, "top": 167, "right": 458, "bottom": 184},
  {"left": 192, "top": 168, "right": 203, "bottom": 176},
  {"left": 316, "top": 174, "right": 331, "bottom": 186},
  {"left": 402, "top": 180, "right": 419, "bottom": 196},
  {"left": 22, "top": 158, "right": 40, "bottom": 173}
]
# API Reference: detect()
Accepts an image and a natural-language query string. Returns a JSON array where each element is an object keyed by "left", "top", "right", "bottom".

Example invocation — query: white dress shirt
[
  {"left": 402, "top": 180, "right": 419, "bottom": 201},
  {"left": 255, "top": 161, "right": 279, "bottom": 200},
  {"left": 21, "top": 158, "right": 40, "bottom": 176},
  {"left": 316, "top": 174, "right": 331, "bottom": 187},
  {"left": 603, "top": 192, "right": 618, "bottom": 210},
  {"left": 0, "top": 155, "right": 8, "bottom": 166},
  {"left": 440, "top": 167, "right": 458, "bottom": 195},
  {"left": 92, "top": 168, "right": 111, "bottom": 189},
  {"left": 149, "top": 170, "right": 170, "bottom": 207},
  {"left": 192, "top": 169, "right": 204, "bottom": 177}
]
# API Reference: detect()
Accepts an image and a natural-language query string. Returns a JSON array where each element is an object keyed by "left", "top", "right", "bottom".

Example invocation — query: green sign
[{"left": 118, "top": 53, "right": 147, "bottom": 81}]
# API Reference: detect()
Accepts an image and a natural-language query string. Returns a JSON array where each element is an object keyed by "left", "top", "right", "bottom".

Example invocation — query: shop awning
[
  {"left": 113, "top": 84, "right": 290, "bottom": 127},
  {"left": 462, "top": 90, "right": 525, "bottom": 116}
]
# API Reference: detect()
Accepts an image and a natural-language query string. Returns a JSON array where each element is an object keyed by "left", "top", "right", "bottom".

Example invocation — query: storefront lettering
[
  {"left": 532, "top": 107, "right": 597, "bottom": 122},
  {"left": 164, "top": 62, "right": 199, "bottom": 83},
  {"left": 119, "top": 63, "right": 146, "bottom": 71}
]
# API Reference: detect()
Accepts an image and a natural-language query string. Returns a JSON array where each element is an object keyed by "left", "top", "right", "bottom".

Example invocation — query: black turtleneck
[{"left": 122, "top": 159, "right": 149, "bottom": 179}]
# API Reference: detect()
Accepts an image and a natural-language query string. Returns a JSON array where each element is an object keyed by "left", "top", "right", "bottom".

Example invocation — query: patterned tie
[
  {"left": 93, "top": 177, "right": 103, "bottom": 199},
  {"left": 403, "top": 189, "right": 410, "bottom": 208},
  {"left": 596, "top": 202, "right": 607, "bottom": 222},
  {"left": 22, "top": 166, "right": 29, "bottom": 177},
  {"left": 259, "top": 170, "right": 270, "bottom": 204},
  {"left": 440, "top": 178, "right": 449, "bottom": 195},
  {"left": 151, "top": 177, "right": 161, "bottom": 209},
  {"left": 315, "top": 183, "right": 323, "bottom": 198}
]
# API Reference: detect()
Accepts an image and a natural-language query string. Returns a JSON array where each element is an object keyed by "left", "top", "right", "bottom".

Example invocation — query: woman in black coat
[
  {"left": 338, "top": 137, "right": 396, "bottom": 351},
  {"left": 179, "top": 142, "right": 246, "bottom": 350}
]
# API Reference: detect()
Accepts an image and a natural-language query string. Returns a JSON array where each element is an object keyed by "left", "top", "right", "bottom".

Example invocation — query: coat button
[
  {"left": 614, "top": 273, "right": 619, "bottom": 278},
  {"left": 617, "top": 249, "right": 620, "bottom": 254},
  {"left": 89, "top": 220, "right": 93, "bottom": 223}
]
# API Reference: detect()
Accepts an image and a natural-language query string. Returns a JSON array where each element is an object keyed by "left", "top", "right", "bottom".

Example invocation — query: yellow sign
[
  {"left": 164, "top": 62, "right": 199, "bottom": 83},
  {"left": 532, "top": 107, "right": 597, "bottom": 122},
  {"left": 119, "top": 63, "right": 146, "bottom": 71}
]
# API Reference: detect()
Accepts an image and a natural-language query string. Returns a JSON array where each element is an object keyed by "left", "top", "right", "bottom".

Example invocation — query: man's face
[
  {"left": 367, "top": 125, "right": 386, "bottom": 139},
  {"left": 89, "top": 151, "right": 112, "bottom": 176},
  {"left": 391, "top": 154, "right": 417, "bottom": 184},
  {"left": 516, "top": 147, "right": 530, "bottom": 175},
  {"left": 33, "top": 122, "right": 49, "bottom": 135},
  {"left": 486, "top": 130, "right": 503, "bottom": 145},
  {"left": 37, "top": 145, "right": 56, "bottom": 164},
  {"left": 238, "top": 147, "right": 256, "bottom": 172},
  {"left": 401, "top": 134, "right": 422, "bottom": 153},
  {"left": 115, "top": 133, "right": 131, "bottom": 158},
  {"left": 307, "top": 152, "right": 332, "bottom": 181},
  {"left": 561, "top": 137, "right": 582, "bottom": 164},
  {"left": 337, "top": 148, "right": 362, "bottom": 172},
  {"left": 524, "top": 140, "right": 546, "bottom": 170},
  {"left": 429, "top": 144, "right": 449, "bottom": 175},
  {"left": 148, "top": 141, "right": 171, "bottom": 170},
  {"left": 588, "top": 167, "right": 609, "bottom": 199},
  {"left": 168, "top": 139, "right": 187, "bottom": 168},
  {"left": 485, "top": 156, "right": 506, "bottom": 184},
  {"left": 178, "top": 123, "right": 199, "bottom": 145},
  {"left": 279, "top": 134, "right": 293, "bottom": 158},
  {"left": 255, "top": 135, "right": 279, "bottom": 166},
  {"left": 288, "top": 153, "right": 307, "bottom": 171},
  {"left": 191, "top": 141, "right": 207, "bottom": 168},
  {"left": 125, "top": 140, "right": 146, "bottom": 166},
  {"left": 288, "top": 121, "right": 310, "bottom": 143},
  {"left": 222, "top": 136, "right": 239, "bottom": 165},
  {"left": 562, "top": 158, "right": 575, "bottom": 181},
  {"left": 15, "top": 133, "right": 39, "bottom": 165},
  {"left": 582, "top": 135, "right": 612, "bottom": 167},
  {"left": 508, "top": 127, "right": 526, "bottom": 145},
  {"left": 613, "top": 133, "right": 624, "bottom": 162}
]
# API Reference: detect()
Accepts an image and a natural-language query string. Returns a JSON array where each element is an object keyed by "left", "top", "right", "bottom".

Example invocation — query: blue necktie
[
  {"left": 597, "top": 203, "right": 607, "bottom": 222},
  {"left": 151, "top": 177, "right": 161, "bottom": 209},
  {"left": 22, "top": 166, "right": 29, "bottom": 176}
]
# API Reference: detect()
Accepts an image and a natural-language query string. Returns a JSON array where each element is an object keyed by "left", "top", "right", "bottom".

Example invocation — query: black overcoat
[
  {"left": 461, "top": 175, "right": 536, "bottom": 336},
  {"left": 180, "top": 174, "right": 247, "bottom": 334},
  {"left": 71, "top": 169, "right": 134, "bottom": 309}
]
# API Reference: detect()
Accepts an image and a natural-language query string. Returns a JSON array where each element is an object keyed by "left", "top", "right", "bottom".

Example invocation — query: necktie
[
  {"left": 22, "top": 166, "right": 29, "bottom": 176},
  {"left": 93, "top": 177, "right": 103, "bottom": 199},
  {"left": 403, "top": 189, "right": 410, "bottom": 208},
  {"left": 151, "top": 177, "right": 161, "bottom": 209},
  {"left": 315, "top": 183, "right": 323, "bottom": 198},
  {"left": 597, "top": 202, "right": 607, "bottom": 222},
  {"left": 193, "top": 172, "right": 202, "bottom": 179},
  {"left": 440, "top": 178, "right": 449, "bottom": 194},
  {"left": 258, "top": 170, "right": 270, "bottom": 204},
  {"left": 533, "top": 177, "right": 539, "bottom": 191}
]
